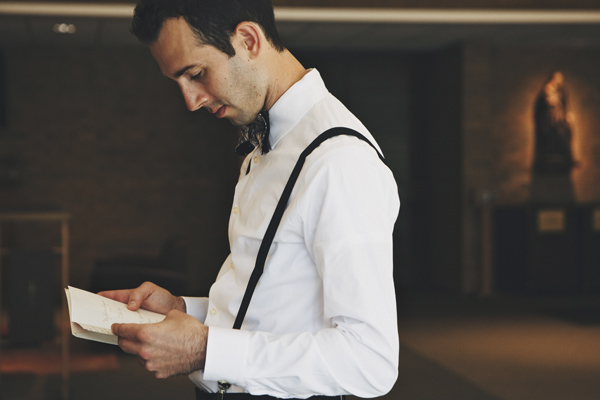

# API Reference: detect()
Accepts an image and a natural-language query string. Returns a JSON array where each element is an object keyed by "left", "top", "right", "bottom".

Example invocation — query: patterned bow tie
[{"left": 235, "top": 110, "right": 271, "bottom": 156}]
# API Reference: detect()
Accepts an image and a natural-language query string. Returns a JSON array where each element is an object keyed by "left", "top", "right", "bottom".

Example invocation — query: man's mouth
[{"left": 215, "top": 105, "right": 227, "bottom": 119}]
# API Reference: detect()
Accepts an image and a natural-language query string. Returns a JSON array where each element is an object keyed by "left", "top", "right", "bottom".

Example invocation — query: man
[{"left": 101, "top": 0, "right": 400, "bottom": 398}]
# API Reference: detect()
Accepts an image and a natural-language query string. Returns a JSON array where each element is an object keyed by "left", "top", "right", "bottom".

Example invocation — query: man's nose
[{"left": 179, "top": 83, "right": 207, "bottom": 111}]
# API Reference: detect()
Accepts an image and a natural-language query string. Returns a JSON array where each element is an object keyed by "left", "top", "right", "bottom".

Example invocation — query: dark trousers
[{"left": 195, "top": 387, "right": 345, "bottom": 400}]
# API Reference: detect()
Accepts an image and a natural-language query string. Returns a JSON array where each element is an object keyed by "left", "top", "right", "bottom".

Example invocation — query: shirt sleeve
[
  {"left": 203, "top": 138, "right": 400, "bottom": 398},
  {"left": 182, "top": 296, "right": 209, "bottom": 323}
]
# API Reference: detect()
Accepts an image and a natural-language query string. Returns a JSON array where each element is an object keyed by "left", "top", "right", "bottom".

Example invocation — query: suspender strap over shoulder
[{"left": 232, "top": 127, "right": 387, "bottom": 330}]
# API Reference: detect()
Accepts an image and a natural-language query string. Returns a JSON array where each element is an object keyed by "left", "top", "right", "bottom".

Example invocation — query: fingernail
[{"left": 129, "top": 301, "right": 136, "bottom": 308}]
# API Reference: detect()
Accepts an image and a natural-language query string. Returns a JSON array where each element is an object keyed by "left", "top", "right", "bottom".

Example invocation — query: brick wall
[
  {"left": 459, "top": 43, "right": 600, "bottom": 207},
  {"left": 487, "top": 46, "right": 600, "bottom": 203},
  {"left": 409, "top": 42, "right": 600, "bottom": 293},
  {"left": 460, "top": 43, "right": 600, "bottom": 293},
  {"left": 0, "top": 46, "right": 412, "bottom": 295},
  {"left": 0, "top": 46, "right": 240, "bottom": 295},
  {"left": 5, "top": 40, "right": 596, "bottom": 296}
]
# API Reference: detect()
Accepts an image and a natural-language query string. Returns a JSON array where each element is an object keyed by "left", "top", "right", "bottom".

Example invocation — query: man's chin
[
  {"left": 227, "top": 118, "right": 245, "bottom": 127},
  {"left": 210, "top": 110, "right": 241, "bottom": 126},
  {"left": 216, "top": 108, "right": 258, "bottom": 127},
  {"left": 228, "top": 116, "right": 257, "bottom": 127}
]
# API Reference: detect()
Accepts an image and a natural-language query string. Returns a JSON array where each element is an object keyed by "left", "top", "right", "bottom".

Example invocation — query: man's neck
[{"left": 263, "top": 49, "right": 307, "bottom": 111}]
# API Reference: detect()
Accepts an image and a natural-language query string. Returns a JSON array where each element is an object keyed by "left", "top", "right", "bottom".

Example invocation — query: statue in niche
[
  {"left": 533, "top": 72, "right": 576, "bottom": 175},
  {"left": 530, "top": 72, "right": 576, "bottom": 203}
]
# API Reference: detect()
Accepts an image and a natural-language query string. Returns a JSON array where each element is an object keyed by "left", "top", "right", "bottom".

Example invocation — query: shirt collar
[{"left": 267, "top": 69, "right": 329, "bottom": 150}]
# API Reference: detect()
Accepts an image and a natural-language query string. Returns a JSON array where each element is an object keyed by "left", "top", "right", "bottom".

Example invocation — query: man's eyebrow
[{"left": 174, "top": 64, "right": 195, "bottom": 78}]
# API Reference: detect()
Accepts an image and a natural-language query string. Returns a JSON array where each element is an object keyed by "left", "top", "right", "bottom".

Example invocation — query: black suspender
[{"left": 233, "top": 127, "right": 387, "bottom": 330}]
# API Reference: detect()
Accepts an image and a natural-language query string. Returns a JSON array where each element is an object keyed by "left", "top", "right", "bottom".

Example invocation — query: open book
[{"left": 64, "top": 286, "right": 166, "bottom": 345}]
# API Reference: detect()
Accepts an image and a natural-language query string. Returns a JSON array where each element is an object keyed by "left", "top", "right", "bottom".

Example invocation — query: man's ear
[{"left": 233, "top": 22, "right": 262, "bottom": 58}]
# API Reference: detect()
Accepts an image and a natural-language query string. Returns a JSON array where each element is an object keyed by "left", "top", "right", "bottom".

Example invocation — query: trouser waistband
[{"left": 195, "top": 387, "right": 345, "bottom": 400}]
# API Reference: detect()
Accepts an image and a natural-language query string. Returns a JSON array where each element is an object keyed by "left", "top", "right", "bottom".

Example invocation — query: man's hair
[{"left": 131, "top": 0, "right": 285, "bottom": 57}]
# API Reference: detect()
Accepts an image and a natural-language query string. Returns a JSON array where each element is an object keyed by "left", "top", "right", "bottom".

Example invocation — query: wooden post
[
  {"left": 0, "top": 224, "right": 3, "bottom": 395},
  {"left": 0, "top": 211, "right": 71, "bottom": 399},
  {"left": 480, "top": 200, "right": 493, "bottom": 297},
  {"left": 61, "top": 219, "right": 70, "bottom": 400}
]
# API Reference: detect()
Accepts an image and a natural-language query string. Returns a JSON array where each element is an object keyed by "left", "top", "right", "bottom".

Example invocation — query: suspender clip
[{"left": 217, "top": 381, "right": 231, "bottom": 400}]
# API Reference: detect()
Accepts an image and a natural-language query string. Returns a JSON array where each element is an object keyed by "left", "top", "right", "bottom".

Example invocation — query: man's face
[{"left": 149, "top": 18, "right": 265, "bottom": 126}]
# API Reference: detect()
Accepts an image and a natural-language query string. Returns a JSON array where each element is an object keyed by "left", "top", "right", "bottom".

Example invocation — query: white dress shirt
[{"left": 184, "top": 69, "right": 400, "bottom": 399}]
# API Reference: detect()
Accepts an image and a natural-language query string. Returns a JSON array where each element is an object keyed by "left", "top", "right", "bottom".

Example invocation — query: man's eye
[{"left": 191, "top": 71, "right": 203, "bottom": 80}]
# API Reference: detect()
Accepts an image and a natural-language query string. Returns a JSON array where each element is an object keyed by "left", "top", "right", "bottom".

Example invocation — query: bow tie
[{"left": 235, "top": 110, "right": 271, "bottom": 156}]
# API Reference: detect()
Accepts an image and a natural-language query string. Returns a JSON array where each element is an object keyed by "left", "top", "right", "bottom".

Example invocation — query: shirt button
[
  {"left": 232, "top": 206, "right": 239, "bottom": 215},
  {"left": 230, "top": 261, "right": 235, "bottom": 270},
  {"left": 253, "top": 156, "right": 259, "bottom": 164},
  {"left": 209, "top": 307, "right": 217, "bottom": 316}
]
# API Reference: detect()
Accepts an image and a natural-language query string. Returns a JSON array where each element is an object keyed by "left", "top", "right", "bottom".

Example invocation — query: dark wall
[
  {"left": 409, "top": 46, "right": 464, "bottom": 290},
  {"left": 458, "top": 43, "right": 600, "bottom": 293},
  {"left": 295, "top": 51, "right": 412, "bottom": 285},
  {"left": 457, "top": 43, "right": 600, "bottom": 209},
  {"left": 407, "top": 42, "right": 600, "bottom": 293},
  {"left": 3, "top": 39, "right": 599, "bottom": 297},
  {"left": 0, "top": 46, "right": 240, "bottom": 295},
  {"left": 0, "top": 50, "right": 5, "bottom": 128},
  {"left": 485, "top": 45, "right": 600, "bottom": 203},
  {"left": 0, "top": 46, "right": 414, "bottom": 295}
]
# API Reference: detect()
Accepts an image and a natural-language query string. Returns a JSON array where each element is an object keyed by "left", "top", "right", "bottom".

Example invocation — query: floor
[
  {"left": 392, "top": 290, "right": 600, "bottom": 400},
  {"left": 1, "top": 289, "right": 599, "bottom": 400}
]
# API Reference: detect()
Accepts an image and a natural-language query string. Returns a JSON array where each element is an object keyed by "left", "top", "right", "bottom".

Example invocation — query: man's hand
[
  {"left": 112, "top": 309, "right": 208, "bottom": 378},
  {"left": 98, "top": 281, "right": 186, "bottom": 315}
]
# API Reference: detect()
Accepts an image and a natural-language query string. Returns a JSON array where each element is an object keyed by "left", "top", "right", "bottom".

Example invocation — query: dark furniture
[
  {"left": 494, "top": 204, "right": 600, "bottom": 294},
  {"left": 89, "top": 235, "right": 188, "bottom": 295}
]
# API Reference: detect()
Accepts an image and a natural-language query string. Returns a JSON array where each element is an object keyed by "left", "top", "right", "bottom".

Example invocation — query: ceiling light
[{"left": 53, "top": 23, "right": 76, "bottom": 34}]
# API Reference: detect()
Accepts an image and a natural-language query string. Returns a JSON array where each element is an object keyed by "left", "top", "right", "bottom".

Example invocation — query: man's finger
[
  {"left": 118, "top": 336, "right": 144, "bottom": 356},
  {"left": 112, "top": 322, "right": 142, "bottom": 340},
  {"left": 112, "top": 323, "right": 146, "bottom": 356},
  {"left": 127, "top": 291, "right": 145, "bottom": 311},
  {"left": 98, "top": 289, "right": 133, "bottom": 304},
  {"left": 127, "top": 282, "right": 157, "bottom": 311}
]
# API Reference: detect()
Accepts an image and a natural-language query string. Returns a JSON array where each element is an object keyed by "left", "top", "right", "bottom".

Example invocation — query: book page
[{"left": 65, "top": 286, "right": 165, "bottom": 344}]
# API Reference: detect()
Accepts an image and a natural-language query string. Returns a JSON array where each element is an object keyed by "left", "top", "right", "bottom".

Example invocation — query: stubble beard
[{"left": 226, "top": 55, "right": 266, "bottom": 128}]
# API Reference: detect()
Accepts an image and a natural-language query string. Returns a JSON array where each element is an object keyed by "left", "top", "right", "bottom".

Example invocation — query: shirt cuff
[
  {"left": 182, "top": 297, "right": 209, "bottom": 323},
  {"left": 203, "top": 326, "right": 251, "bottom": 385}
]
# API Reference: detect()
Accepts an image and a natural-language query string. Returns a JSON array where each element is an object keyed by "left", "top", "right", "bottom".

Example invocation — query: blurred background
[{"left": 1, "top": 1, "right": 599, "bottom": 399}]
